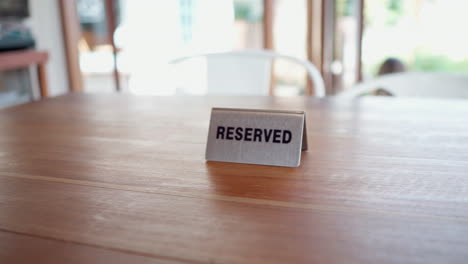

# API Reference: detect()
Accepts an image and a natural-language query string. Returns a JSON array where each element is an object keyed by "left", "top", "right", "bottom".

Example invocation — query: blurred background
[{"left": 1, "top": 0, "right": 468, "bottom": 107}]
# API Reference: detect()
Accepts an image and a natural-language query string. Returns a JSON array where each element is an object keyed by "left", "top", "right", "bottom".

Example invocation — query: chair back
[
  {"left": 337, "top": 72, "right": 468, "bottom": 99},
  {"left": 170, "top": 50, "right": 325, "bottom": 97}
]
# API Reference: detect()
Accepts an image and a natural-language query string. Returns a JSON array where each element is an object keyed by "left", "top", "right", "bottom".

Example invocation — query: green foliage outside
[
  {"left": 234, "top": 2, "right": 262, "bottom": 23},
  {"left": 363, "top": 0, "right": 468, "bottom": 76},
  {"left": 412, "top": 53, "right": 468, "bottom": 73},
  {"left": 386, "top": 0, "right": 404, "bottom": 25},
  {"left": 336, "top": 0, "right": 355, "bottom": 17},
  {"left": 367, "top": 53, "right": 468, "bottom": 76}
]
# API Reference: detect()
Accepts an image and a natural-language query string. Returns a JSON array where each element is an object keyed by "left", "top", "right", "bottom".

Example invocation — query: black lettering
[
  {"left": 253, "top": 129, "right": 262, "bottom": 142},
  {"left": 264, "top": 129, "right": 273, "bottom": 142},
  {"left": 226, "top": 127, "right": 234, "bottom": 140},
  {"left": 273, "top": 129, "right": 281, "bottom": 143},
  {"left": 216, "top": 126, "right": 225, "bottom": 139},
  {"left": 217, "top": 126, "right": 290, "bottom": 144},
  {"left": 245, "top": 128, "right": 253, "bottom": 141},
  {"left": 282, "top": 130, "right": 292, "bottom": 144},
  {"left": 235, "top": 127, "right": 243, "bottom": 140}
]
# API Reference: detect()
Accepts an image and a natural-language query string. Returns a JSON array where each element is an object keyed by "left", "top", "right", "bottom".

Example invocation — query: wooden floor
[{"left": 1, "top": 94, "right": 467, "bottom": 263}]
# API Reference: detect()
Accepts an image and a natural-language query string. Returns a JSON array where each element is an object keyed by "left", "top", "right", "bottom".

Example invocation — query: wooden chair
[
  {"left": 169, "top": 50, "right": 325, "bottom": 97},
  {"left": 337, "top": 72, "right": 468, "bottom": 99}
]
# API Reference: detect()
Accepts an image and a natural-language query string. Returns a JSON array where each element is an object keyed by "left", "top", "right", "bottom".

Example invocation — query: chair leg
[
  {"left": 37, "top": 63, "right": 49, "bottom": 98},
  {"left": 306, "top": 78, "right": 313, "bottom": 96},
  {"left": 269, "top": 62, "right": 275, "bottom": 96}
]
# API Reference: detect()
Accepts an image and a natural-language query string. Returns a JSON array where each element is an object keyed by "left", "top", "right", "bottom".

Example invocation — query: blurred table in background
[
  {"left": 0, "top": 94, "right": 467, "bottom": 263},
  {"left": 0, "top": 50, "right": 49, "bottom": 100}
]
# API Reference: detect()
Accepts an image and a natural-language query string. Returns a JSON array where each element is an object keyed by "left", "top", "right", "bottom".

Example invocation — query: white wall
[{"left": 26, "top": 0, "right": 69, "bottom": 96}]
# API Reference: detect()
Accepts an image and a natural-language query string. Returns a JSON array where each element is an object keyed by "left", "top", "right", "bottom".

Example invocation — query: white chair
[
  {"left": 336, "top": 72, "right": 468, "bottom": 99},
  {"left": 169, "top": 50, "right": 325, "bottom": 97}
]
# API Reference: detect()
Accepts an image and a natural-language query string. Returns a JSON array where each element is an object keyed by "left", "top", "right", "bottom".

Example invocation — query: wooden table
[
  {"left": 0, "top": 50, "right": 49, "bottom": 98},
  {"left": 1, "top": 94, "right": 467, "bottom": 263}
]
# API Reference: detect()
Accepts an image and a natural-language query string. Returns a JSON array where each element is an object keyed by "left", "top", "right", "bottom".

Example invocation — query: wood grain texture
[
  {"left": 0, "top": 230, "right": 181, "bottom": 264},
  {"left": 1, "top": 94, "right": 468, "bottom": 263}
]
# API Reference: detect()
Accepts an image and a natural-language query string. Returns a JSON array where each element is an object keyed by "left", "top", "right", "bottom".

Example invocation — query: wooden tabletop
[{"left": 1, "top": 94, "right": 467, "bottom": 263}]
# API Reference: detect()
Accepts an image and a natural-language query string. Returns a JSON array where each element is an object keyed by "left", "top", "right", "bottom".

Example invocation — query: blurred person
[
  {"left": 377, "top": 57, "right": 407, "bottom": 76},
  {"left": 359, "top": 58, "right": 407, "bottom": 97}
]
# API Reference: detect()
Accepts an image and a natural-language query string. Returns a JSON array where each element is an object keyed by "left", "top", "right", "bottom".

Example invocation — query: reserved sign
[{"left": 205, "top": 108, "right": 307, "bottom": 167}]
